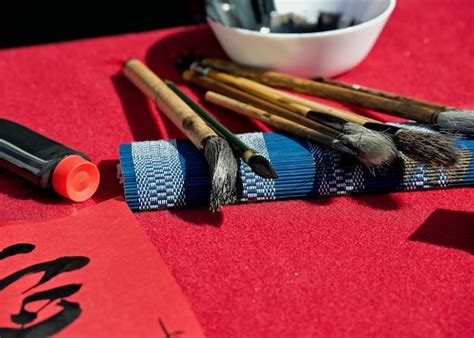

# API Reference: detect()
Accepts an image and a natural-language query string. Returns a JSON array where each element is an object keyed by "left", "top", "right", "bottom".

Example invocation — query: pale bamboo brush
[
  {"left": 183, "top": 69, "right": 343, "bottom": 134},
  {"left": 165, "top": 80, "right": 277, "bottom": 179},
  {"left": 189, "top": 65, "right": 397, "bottom": 168},
  {"left": 123, "top": 59, "right": 238, "bottom": 211},
  {"left": 183, "top": 69, "right": 323, "bottom": 130},
  {"left": 257, "top": 84, "right": 460, "bottom": 167},
  {"left": 199, "top": 58, "right": 474, "bottom": 134}
]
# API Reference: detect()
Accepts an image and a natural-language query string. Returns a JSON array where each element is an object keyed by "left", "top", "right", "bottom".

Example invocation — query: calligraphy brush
[
  {"left": 254, "top": 84, "right": 460, "bottom": 167},
  {"left": 316, "top": 77, "right": 474, "bottom": 134},
  {"left": 198, "top": 58, "right": 474, "bottom": 134},
  {"left": 123, "top": 59, "right": 238, "bottom": 212},
  {"left": 165, "top": 80, "right": 277, "bottom": 179},
  {"left": 204, "top": 90, "right": 387, "bottom": 164},
  {"left": 189, "top": 65, "right": 397, "bottom": 168}
]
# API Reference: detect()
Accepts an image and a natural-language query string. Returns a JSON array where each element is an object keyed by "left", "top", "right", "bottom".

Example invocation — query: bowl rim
[{"left": 207, "top": 0, "right": 396, "bottom": 38}]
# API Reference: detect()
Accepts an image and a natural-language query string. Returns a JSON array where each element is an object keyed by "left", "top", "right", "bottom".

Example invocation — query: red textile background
[{"left": 0, "top": 0, "right": 473, "bottom": 336}]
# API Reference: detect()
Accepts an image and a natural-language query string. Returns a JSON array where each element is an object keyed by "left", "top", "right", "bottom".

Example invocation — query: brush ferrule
[
  {"left": 363, "top": 122, "right": 400, "bottom": 136},
  {"left": 307, "top": 110, "right": 347, "bottom": 132},
  {"left": 431, "top": 110, "right": 443, "bottom": 124},
  {"left": 242, "top": 149, "right": 256, "bottom": 164}
]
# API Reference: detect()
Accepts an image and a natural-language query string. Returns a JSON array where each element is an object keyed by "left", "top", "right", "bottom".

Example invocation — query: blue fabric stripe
[
  {"left": 119, "top": 143, "right": 140, "bottom": 211},
  {"left": 176, "top": 140, "right": 210, "bottom": 207}
]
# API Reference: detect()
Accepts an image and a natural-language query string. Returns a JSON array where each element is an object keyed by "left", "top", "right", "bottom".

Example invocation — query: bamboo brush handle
[
  {"left": 199, "top": 67, "right": 344, "bottom": 136},
  {"left": 205, "top": 91, "right": 337, "bottom": 147},
  {"left": 183, "top": 70, "right": 340, "bottom": 138},
  {"left": 124, "top": 59, "right": 217, "bottom": 149},
  {"left": 262, "top": 85, "right": 376, "bottom": 125},
  {"left": 201, "top": 58, "right": 439, "bottom": 124},
  {"left": 203, "top": 68, "right": 310, "bottom": 117},
  {"left": 318, "top": 78, "right": 453, "bottom": 111}
]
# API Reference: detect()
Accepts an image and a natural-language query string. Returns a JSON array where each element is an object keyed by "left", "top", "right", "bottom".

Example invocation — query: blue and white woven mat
[{"left": 119, "top": 132, "right": 474, "bottom": 211}]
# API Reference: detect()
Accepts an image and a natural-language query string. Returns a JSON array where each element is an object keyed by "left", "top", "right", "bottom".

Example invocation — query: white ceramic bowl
[{"left": 207, "top": 0, "right": 396, "bottom": 78}]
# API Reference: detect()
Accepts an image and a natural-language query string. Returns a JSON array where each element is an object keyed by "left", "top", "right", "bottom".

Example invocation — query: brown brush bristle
[{"left": 394, "top": 129, "right": 460, "bottom": 167}]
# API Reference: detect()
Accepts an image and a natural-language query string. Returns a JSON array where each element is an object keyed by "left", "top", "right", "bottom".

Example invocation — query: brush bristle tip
[
  {"left": 248, "top": 155, "right": 278, "bottom": 179},
  {"left": 437, "top": 110, "right": 474, "bottom": 134},
  {"left": 395, "top": 129, "right": 459, "bottom": 167},
  {"left": 203, "top": 137, "right": 239, "bottom": 212}
]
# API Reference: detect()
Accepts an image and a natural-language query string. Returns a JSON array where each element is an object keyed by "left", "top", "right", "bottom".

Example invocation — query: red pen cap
[{"left": 52, "top": 155, "right": 100, "bottom": 202}]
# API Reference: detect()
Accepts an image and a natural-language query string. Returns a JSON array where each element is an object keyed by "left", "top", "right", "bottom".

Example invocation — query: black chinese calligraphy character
[
  {"left": 0, "top": 243, "right": 89, "bottom": 338},
  {"left": 0, "top": 256, "right": 90, "bottom": 293},
  {"left": 0, "top": 243, "right": 35, "bottom": 260}
]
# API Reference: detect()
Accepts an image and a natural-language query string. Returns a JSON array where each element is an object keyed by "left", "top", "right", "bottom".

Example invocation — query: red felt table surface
[{"left": 0, "top": 0, "right": 473, "bottom": 336}]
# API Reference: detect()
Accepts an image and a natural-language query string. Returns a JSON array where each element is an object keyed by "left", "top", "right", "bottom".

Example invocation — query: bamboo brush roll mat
[{"left": 119, "top": 132, "right": 474, "bottom": 211}]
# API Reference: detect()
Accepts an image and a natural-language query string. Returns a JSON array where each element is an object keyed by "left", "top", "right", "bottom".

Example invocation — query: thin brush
[
  {"left": 190, "top": 65, "right": 397, "bottom": 168},
  {"left": 165, "top": 80, "right": 277, "bottom": 179},
  {"left": 123, "top": 59, "right": 238, "bottom": 211},
  {"left": 317, "top": 78, "right": 474, "bottom": 134},
  {"left": 200, "top": 58, "right": 474, "bottom": 134}
]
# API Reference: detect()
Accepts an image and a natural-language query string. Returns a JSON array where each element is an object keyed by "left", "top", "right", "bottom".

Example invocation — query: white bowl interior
[
  {"left": 273, "top": 0, "right": 392, "bottom": 26},
  {"left": 207, "top": 0, "right": 396, "bottom": 77}
]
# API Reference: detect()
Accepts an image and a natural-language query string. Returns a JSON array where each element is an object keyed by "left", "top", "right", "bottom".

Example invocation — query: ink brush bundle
[
  {"left": 118, "top": 62, "right": 474, "bottom": 212},
  {"left": 183, "top": 65, "right": 398, "bottom": 169},
  {"left": 115, "top": 0, "right": 474, "bottom": 212},
  {"left": 184, "top": 59, "right": 468, "bottom": 165},
  {"left": 120, "top": 61, "right": 473, "bottom": 213},
  {"left": 198, "top": 58, "right": 474, "bottom": 135}
]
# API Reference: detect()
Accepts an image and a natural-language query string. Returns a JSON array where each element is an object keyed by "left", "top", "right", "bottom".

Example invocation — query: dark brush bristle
[
  {"left": 203, "top": 136, "right": 239, "bottom": 212},
  {"left": 248, "top": 154, "right": 278, "bottom": 179},
  {"left": 394, "top": 129, "right": 460, "bottom": 167},
  {"left": 340, "top": 123, "right": 398, "bottom": 168}
]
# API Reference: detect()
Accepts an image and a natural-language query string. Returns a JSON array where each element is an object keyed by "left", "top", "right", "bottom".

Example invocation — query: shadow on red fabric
[{"left": 409, "top": 209, "right": 474, "bottom": 254}]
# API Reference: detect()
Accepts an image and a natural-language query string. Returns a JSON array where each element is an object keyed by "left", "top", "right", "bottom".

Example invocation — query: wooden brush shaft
[
  {"left": 204, "top": 68, "right": 310, "bottom": 117},
  {"left": 201, "top": 65, "right": 374, "bottom": 126},
  {"left": 183, "top": 70, "right": 340, "bottom": 138},
  {"left": 124, "top": 59, "right": 217, "bottom": 149},
  {"left": 319, "top": 78, "right": 453, "bottom": 112},
  {"left": 201, "top": 58, "right": 439, "bottom": 124},
  {"left": 262, "top": 85, "right": 376, "bottom": 125},
  {"left": 205, "top": 91, "right": 336, "bottom": 147}
]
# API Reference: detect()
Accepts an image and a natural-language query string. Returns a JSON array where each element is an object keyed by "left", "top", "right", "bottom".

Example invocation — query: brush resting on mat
[{"left": 123, "top": 59, "right": 239, "bottom": 211}]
